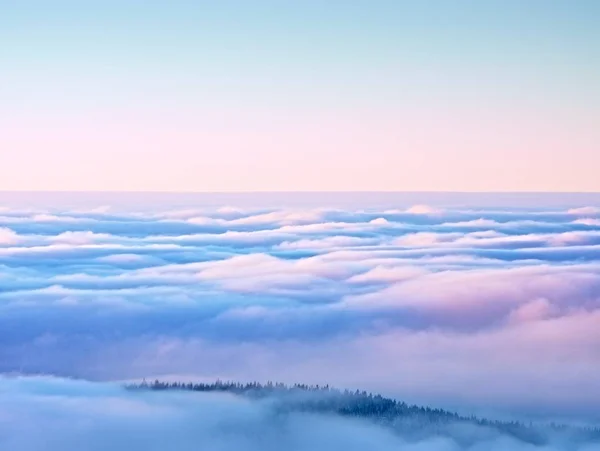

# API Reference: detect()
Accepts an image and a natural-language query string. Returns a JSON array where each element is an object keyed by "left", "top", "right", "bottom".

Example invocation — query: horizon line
[{"left": 1, "top": 190, "right": 600, "bottom": 195}]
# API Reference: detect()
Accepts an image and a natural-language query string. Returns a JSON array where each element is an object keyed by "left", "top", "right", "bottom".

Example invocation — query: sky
[{"left": 1, "top": 0, "right": 599, "bottom": 192}]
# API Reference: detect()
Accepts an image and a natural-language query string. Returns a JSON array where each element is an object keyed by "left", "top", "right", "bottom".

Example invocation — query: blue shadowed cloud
[{"left": 0, "top": 200, "right": 600, "bottom": 422}]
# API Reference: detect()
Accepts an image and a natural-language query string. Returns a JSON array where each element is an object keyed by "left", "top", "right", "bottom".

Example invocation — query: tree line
[{"left": 125, "top": 379, "right": 600, "bottom": 446}]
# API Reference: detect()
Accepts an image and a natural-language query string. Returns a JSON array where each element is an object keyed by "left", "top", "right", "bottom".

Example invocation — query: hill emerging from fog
[{"left": 126, "top": 380, "right": 600, "bottom": 448}]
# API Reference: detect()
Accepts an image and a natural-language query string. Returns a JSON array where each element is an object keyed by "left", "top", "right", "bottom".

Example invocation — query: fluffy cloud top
[
  {"left": 1, "top": 200, "right": 600, "bottom": 423},
  {"left": 0, "top": 227, "right": 20, "bottom": 245}
]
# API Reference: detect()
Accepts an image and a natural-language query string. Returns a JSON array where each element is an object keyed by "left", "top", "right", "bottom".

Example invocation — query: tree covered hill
[{"left": 125, "top": 380, "right": 600, "bottom": 447}]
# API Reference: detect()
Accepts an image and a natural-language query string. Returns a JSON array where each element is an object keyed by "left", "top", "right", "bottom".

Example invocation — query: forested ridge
[{"left": 126, "top": 380, "right": 600, "bottom": 446}]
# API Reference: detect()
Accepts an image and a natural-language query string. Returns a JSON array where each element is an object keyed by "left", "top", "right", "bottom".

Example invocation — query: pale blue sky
[{"left": 1, "top": 0, "right": 599, "bottom": 191}]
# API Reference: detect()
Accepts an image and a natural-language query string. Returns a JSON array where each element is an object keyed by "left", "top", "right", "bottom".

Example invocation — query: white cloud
[
  {"left": 0, "top": 227, "right": 21, "bottom": 245},
  {"left": 405, "top": 205, "right": 442, "bottom": 215},
  {"left": 441, "top": 218, "right": 500, "bottom": 228},
  {"left": 347, "top": 265, "right": 428, "bottom": 284},
  {"left": 32, "top": 214, "right": 96, "bottom": 223},
  {"left": 276, "top": 236, "right": 377, "bottom": 250},
  {"left": 567, "top": 206, "right": 600, "bottom": 216},
  {"left": 369, "top": 217, "right": 390, "bottom": 225},
  {"left": 51, "top": 231, "right": 117, "bottom": 245},
  {"left": 227, "top": 210, "right": 325, "bottom": 226},
  {"left": 96, "top": 254, "right": 162, "bottom": 264},
  {"left": 1, "top": 202, "right": 600, "bottom": 422},
  {"left": 573, "top": 218, "right": 600, "bottom": 226},
  {"left": 394, "top": 232, "right": 457, "bottom": 247}
]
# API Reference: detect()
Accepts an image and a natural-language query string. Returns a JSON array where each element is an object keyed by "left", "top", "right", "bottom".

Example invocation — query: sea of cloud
[
  {"left": 1, "top": 375, "right": 599, "bottom": 451},
  {"left": 1, "top": 195, "right": 599, "bottom": 424}
]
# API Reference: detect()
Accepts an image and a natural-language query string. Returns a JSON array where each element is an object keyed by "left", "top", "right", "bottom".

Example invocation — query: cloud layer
[
  {"left": 1, "top": 376, "right": 598, "bottom": 451},
  {"left": 1, "top": 197, "right": 600, "bottom": 421}
]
